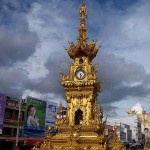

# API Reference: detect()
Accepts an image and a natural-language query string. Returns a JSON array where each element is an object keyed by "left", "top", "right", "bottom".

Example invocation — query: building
[
  {"left": 0, "top": 95, "right": 58, "bottom": 150},
  {"left": 117, "top": 124, "right": 126, "bottom": 142},
  {"left": 110, "top": 116, "right": 142, "bottom": 143},
  {"left": 0, "top": 96, "right": 25, "bottom": 150},
  {"left": 121, "top": 124, "right": 132, "bottom": 142},
  {"left": 106, "top": 123, "right": 131, "bottom": 143},
  {"left": 105, "top": 124, "right": 113, "bottom": 139}
]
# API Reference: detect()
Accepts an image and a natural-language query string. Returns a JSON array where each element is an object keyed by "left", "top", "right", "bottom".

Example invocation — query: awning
[
  {"left": 0, "top": 137, "right": 24, "bottom": 143},
  {"left": 24, "top": 137, "right": 44, "bottom": 146}
]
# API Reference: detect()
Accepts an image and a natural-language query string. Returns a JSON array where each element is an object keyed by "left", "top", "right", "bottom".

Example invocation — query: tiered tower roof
[{"left": 65, "top": 0, "right": 101, "bottom": 62}]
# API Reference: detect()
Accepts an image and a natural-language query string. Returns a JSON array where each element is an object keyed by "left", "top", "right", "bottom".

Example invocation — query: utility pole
[
  {"left": 120, "top": 122, "right": 122, "bottom": 141},
  {"left": 15, "top": 99, "right": 21, "bottom": 150},
  {"left": 127, "top": 108, "right": 150, "bottom": 150},
  {"left": 15, "top": 99, "right": 26, "bottom": 150}
]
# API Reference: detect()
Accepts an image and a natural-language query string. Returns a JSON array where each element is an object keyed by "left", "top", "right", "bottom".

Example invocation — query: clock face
[{"left": 75, "top": 69, "right": 86, "bottom": 80}]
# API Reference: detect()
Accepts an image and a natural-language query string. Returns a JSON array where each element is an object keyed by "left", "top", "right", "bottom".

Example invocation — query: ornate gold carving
[
  {"left": 36, "top": 1, "right": 125, "bottom": 150},
  {"left": 109, "top": 124, "right": 126, "bottom": 150},
  {"left": 127, "top": 108, "right": 150, "bottom": 150},
  {"left": 64, "top": 1, "right": 101, "bottom": 62}
]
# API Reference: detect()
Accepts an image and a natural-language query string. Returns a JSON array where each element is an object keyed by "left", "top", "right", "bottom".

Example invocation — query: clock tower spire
[
  {"left": 77, "top": 0, "right": 88, "bottom": 49},
  {"left": 65, "top": 1, "right": 101, "bottom": 62}
]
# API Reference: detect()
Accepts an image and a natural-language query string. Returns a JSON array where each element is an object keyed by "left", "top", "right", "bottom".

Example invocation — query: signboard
[
  {"left": 0, "top": 93, "right": 6, "bottom": 134},
  {"left": 24, "top": 96, "right": 46, "bottom": 137},
  {"left": 45, "top": 101, "right": 58, "bottom": 127}
]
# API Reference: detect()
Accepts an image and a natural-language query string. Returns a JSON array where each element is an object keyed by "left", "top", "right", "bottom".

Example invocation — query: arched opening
[
  {"left": 75, "top": 109, "right": 83, "bottom": 125},
  {"left": 79, "top": 58, "right": 83, "bottom": 64}
]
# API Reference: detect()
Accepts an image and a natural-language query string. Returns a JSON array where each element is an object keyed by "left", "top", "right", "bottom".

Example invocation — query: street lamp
[
  {"left": 144, "top": 128, "right": 149, "bottom": 149},
  {"left": 127, "top": 108, "right": 150, "bottom": 150}
]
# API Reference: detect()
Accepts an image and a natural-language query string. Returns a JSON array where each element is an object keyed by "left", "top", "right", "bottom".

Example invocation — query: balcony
[
  {"left": 5, "top": 100, "right": 26, "bottom": 111},
  {"left": 3, "top": 119, "right": 23, "bottom": 126}
]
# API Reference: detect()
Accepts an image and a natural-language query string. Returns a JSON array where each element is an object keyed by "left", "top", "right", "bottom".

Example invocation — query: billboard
[
  {"left": 24, "top": 96, "right": 59, "bottom": 137},
  {"left": 45, "top": 101, "right": 58, "bottom": 127},
  {"left": 0, "top": 93, "right": 6, "bottom": 134},
  {"left": 25, "top": 96, "right": 46, "bottom": 131}
]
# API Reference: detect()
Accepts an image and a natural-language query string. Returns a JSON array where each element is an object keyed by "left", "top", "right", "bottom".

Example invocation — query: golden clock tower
[
  {"left": 33, "top": 1, "right": 125, "bottom": 150},
  {"left": 62, "top": 0, "right": 102, "bottom": 127}
]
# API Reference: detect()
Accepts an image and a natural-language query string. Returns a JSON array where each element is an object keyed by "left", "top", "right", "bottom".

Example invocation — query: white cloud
[
  {"left": 22, "top": 89, "right": 47, "bottom": 100},
  {"left": 1, "top": 0, "right": 150, "bottom": 118},
  {"left": 21, "top": 1, "right": 75, "bottom": 79},
  {"left": 103, "top": 0, "right": 150, "bottom": 72},
  {"left": 131, "top": 102, "right": 143, "bottom": 114},
  {"left": 22, "top": 89, "right": 66, "bottom": 106}
]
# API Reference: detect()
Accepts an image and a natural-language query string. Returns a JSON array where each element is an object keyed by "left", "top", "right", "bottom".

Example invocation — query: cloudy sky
[{"left": 0, "top": 0, "right": 150, "bottom": 119}]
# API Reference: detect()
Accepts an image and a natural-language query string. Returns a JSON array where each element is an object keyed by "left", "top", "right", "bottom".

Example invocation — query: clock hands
[
  {"left": 75, "top": 69, "right": 85, "bottom": 80},
  {"left": 80, "top": 73, "right": 83, "bottom": 78}
]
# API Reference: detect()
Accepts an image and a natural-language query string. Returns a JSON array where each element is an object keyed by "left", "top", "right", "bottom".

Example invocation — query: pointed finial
[
  {"left": 142, "top": 107, "right": 146, "bottom": 114},
  {"left": 58, "top": 65, "right": 64, "bottom": 77},
  {"left": 58, "top": 100, "right": 62, "bottom": 116},
  {"left": 79, "top": 0, "right": 87, "bottom": 21},
  {"left": 113, "top": 122, "right": 118, "bottom": 131},
  {"left": 77, "top": 0, "right": 88, "bottom": 49}
]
